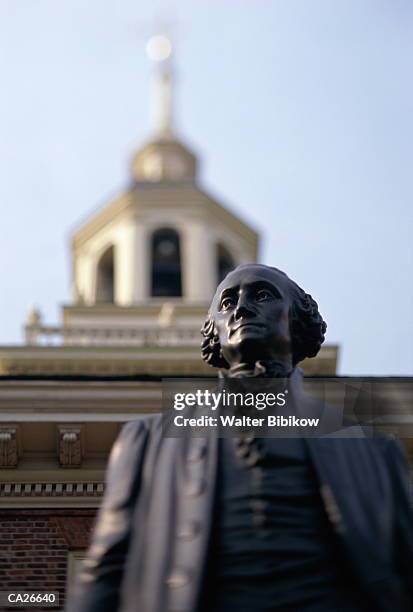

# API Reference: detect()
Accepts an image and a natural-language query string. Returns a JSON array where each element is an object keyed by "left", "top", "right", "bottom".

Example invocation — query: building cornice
[
  {"left": 0, "top": 345, "right": 339, "bottom": 377},
  {"left": 70, "top": 183, "right": 259, "bottom": 253},
  {"left": 0, "top": 481, "right": 104, "bottom": 508},
  {"left": 71, "top": 191, "right": 134, "bottom": 250},
  {"left": 62, "top": 302, "right": 210, "bottom": 321}
]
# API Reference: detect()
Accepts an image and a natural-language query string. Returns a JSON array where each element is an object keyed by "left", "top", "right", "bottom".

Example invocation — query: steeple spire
[
  {"left": 131, "top": 31, "right": 198, "bottom": 183},
  {"left": 146, "top": 34, "right": 174, "bottom": 139}
]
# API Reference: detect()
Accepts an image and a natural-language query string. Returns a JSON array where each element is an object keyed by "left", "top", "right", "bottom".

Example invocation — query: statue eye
[
  {"left": 256, "top": 289, "right": 273, "bottom": 302},
  {"left": 221, "top": 297, "right": 236, "bottom": 311}
]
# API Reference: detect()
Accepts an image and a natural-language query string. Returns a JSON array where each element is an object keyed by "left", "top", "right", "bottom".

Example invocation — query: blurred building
[{"left": 0, "top": 38, "right": 340, "bottom": 606}]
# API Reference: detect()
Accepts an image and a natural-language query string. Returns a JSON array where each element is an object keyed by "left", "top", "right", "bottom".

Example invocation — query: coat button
[
  {"left": 234, "top": 436, "right": 255, "bottom": 447},
  {"left": 166, "top": 569, "right": 191, "bottom": 588},
  {"left": 252, "top": 512, "right": 267, "bottom": 528},
  {"left": 250, "top": 498, "right": 268, "bottom": 512},
  {"left": 235, "top": 444, "right": 251, "bottom": 459},
  {"left": 185, "top": 480, "right": 206, "bottom": 497},
  {"left": 177, "top": 521, "right": 201, "bottom": 541},
  {"left": 244, "top": 451, "right": 264, "bottom": 467}
]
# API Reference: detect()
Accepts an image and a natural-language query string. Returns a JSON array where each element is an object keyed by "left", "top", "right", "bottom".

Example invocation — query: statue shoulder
[
  {"left": 115, "top": 414, "right": 163, "bottom": 450},
  {"left": 107, "top": 415, "right": 160, "bottom": 470}
]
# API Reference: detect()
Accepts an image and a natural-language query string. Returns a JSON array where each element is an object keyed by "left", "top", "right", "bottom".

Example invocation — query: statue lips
[{"left": 229, "top": 322, "right": 266, "bottom": 338}]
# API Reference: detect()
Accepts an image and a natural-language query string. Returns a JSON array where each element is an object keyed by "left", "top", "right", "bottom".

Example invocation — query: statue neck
[{"left": 227, "top": 359, "right": 294, "bottom": 378}]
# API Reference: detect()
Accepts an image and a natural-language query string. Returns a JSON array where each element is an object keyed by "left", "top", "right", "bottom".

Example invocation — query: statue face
[{"left": 211, "top": 265, "right": 293, "bottom": 368}]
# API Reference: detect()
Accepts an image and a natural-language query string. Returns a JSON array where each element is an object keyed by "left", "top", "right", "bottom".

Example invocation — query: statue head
[{"left": 201, "top": 263, "right": 326, "bottom": 372}]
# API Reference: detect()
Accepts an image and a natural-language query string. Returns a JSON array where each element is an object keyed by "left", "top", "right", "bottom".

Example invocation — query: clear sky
[{"left": 0, "top": 0, "right": 412, "bottom": 375}]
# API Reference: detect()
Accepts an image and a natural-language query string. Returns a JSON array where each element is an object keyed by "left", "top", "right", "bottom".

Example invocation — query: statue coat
[{"left": 69, "top": 385, "right": 413, "bottom": 612}]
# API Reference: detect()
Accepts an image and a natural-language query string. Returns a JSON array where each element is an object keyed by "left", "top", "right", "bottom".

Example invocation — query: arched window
[
  {"left": 151, "top": 228, "right": 182, "bottom": 297},
  {"left": 96, "top": 246, "right": 115, "bottom": 303},
  {"left": 217, "top": 244, "right": 235, "bottom": 284}
]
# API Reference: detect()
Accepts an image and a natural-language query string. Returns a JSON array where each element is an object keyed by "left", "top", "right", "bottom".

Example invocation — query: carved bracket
[
  {"left": 57, "top": 425, "right": 84, "bottom": 468},
  {"left": 0, "top": 426, "right": 19, "bottom": 468}
]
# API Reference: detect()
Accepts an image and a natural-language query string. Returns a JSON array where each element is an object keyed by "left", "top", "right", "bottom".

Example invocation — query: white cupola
[{"left": 70, "top": 35, "right": 258, "bottom": 310}]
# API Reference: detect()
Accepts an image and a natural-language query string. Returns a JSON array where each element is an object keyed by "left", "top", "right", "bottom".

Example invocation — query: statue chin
[{"left": 224, "top": 338, "right": 272, "bottom": 369}]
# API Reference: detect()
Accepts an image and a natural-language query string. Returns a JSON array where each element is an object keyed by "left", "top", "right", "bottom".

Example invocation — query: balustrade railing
[{"left": 24, "top": 324, "right": 201, "bottom": 347}]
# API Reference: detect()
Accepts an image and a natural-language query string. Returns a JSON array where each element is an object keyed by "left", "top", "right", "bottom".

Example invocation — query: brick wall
[{"left": 0, "top": 509, "right": 96, "bottom": 611}]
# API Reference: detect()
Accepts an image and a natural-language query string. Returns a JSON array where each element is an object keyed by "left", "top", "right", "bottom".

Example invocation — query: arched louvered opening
[
  {"left": 95, "top": 246, "right": 115, "bottom": 303},
  {"left": 151, "top": 228, "right": 182, "bottom": 297},
  {"left": 217, "top": 244, "right": 235, "bottom": 284}
]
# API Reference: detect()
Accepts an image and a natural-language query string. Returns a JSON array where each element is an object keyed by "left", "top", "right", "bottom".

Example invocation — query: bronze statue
[
  {"left": 69, "top": 264, "right": 413, "bottom": 612},
  {"left": 201, "top": 264, "right": 326, "bottom": 376}
]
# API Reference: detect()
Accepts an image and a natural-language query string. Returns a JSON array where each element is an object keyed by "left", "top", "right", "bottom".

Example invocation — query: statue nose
[{"left": 234, "top": 299, "right": 254, "bottom": 320}]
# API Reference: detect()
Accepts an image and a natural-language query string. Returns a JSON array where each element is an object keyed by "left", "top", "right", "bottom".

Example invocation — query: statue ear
[{"left": 200, "top": 314, "right": 229, "bottom": 369}]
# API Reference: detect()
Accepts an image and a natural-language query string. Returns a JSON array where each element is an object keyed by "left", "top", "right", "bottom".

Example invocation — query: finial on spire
[
  {"left": 146, "top": 34, "right": 175, "bottom": 139},
  {"left": 26, "top": 305, "right": 42, "bottom": 327}
]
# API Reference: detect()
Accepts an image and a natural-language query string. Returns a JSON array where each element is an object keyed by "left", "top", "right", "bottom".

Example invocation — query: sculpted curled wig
[{"left": 201, "top": 265, "right": 327, "bottom": 369}]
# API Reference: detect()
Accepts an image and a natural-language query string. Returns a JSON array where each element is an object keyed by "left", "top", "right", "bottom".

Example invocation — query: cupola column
[{"left": 182, "top": 221, "right": 215, "bottom": 302}]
